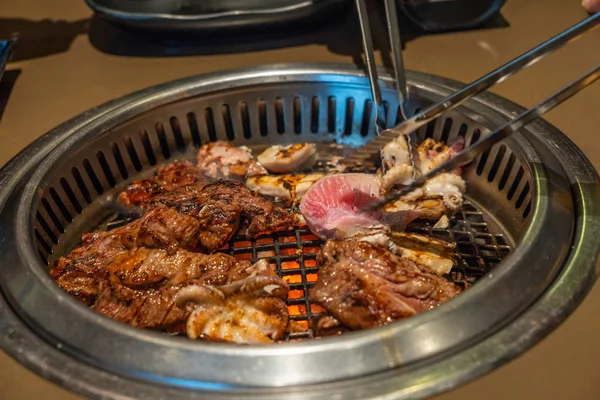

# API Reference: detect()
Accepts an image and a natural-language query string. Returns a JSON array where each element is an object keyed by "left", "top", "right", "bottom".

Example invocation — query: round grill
[{"left": 0, "top": 64, "right": 597, "bottom": 400}]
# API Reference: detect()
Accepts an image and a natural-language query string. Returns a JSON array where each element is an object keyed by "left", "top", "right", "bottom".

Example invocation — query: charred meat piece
[
  {"left": 52, "top": 238, "right": 278, "bottom": 334},
  {"left": 52, "top": 242, "right": 252, "bottom": 292},
  {"left": 92, "top": 259, "right": 288, "bottom": 337},
  {"left": 119, "top": 177, "right": 297, "bottom": 251},
  {"left": 378, "top": 135, "right": 467, "bottom": 229},
  {"left": 175, "top": 260, "right": 290, "bottom": 343},
  {"left": 197, "top": 141, "right": 267, "bottom": 181},
  {"left": 157, "top": 180, "right": 298, "bottom": 239},
  {"left": 193, "top": 180, "right": 298, "bottom": 237},
  {"left": 117, "top": 160, "right": 207, "bottom": 208},
  {"left": 311, "top": 239, "right": 461, "bottom": 330},
  {"left": 121, "top": 208, "right": 202, "bottom": 254},
  {"left": 257, "top": 143, "right": 317, "bottom": 173},
  {"left": 155, "top": 160, "right": 209, "bottom": 192},
  {"left": 313, "top": 315, "right": 352, "bottom": 337},
  {"left": 91, "top": 280, "right": 191, "bottom": 330}
]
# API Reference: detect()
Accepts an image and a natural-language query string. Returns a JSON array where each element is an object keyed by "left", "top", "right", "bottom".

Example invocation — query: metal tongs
[
  {"left": 354, "top": 0, "right": 416, "bottom": 172},
  {"left": 346, "top": 9, "right": 600, "bottom": 212}
]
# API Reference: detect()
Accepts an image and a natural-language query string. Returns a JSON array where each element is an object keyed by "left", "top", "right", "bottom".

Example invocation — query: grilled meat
[
  {"left": 310, "top": 239, "right": 461, "bottom": 330},
  {"left": 93, "top": 259, "right": 288, "bottom": 334},
  {"left": 122, "top": 208, "right": 202, "bottom": 254},
  {"left": 257, "top": 143, "right": 317, "bottom": 173},
  {"left": 175, "top": 260, "right": 290, "bottom": 343},
  {"left": 117, "top": 160, "right": 207, "bottom": 209},
  {"left": 52, "top": 239, "right": 252, "bottom": 292},
  {"left": 156, "top": 159, "right": 209, "bottom": 192},
  {"left": 197, "top": 141, "right": 267, "bottom": 181},
  {"left": 52, "top": 235, "right": 287, "bottom": 334},
  {"left": 90, "top": 281, "right": 191, "bottom": 330},
  {"left": 120, "top": 174, "right": 297, "bottom": 252}
]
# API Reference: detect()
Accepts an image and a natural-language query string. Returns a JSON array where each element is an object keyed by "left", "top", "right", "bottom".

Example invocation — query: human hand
[{"left": 582, "top": 0, "right": 600, "bottom": 13}]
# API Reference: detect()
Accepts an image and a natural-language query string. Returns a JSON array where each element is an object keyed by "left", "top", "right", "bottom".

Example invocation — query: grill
[
  {"left": 100, "top": 200, "right": 509, "bottom": 341},
  {"left": 0, "top": 64, "right": 598, "bottom": 400}
]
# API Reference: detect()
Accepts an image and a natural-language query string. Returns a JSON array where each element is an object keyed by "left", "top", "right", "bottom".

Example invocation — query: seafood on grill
[
  {"left": 381, "top": 135, "right": 465, "bottom": 180},
  {"left": 299, "top": 171, "right": 465, "bottom": 240},
  {"left": 299, "top": 173, "right": 385, "bottom": 240},
  {"left": 382, "top": 135, "right": 465, "bottom": 179},
  {"left": 299, "top": 136, "right": 468, "bottom": 239},
  {"left": 310, "top": 239, "right": 461, "bottom": 331},
  {"left": 246, "top": 172, "right": 325, "bottom": 202},
  {"left": 197, "top": 141, "right": 267, "bottom": 181},
  {"left": 176, "top": 260, "right": 290, "bottom": 343},
  {"left": 257, "top": 143, "right": 317, "bottom": 173},
  {"left": 353, "top": 231, "right": 456, "bottom": 275}
]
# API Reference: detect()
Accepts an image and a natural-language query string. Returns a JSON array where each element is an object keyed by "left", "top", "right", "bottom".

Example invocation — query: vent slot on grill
[
  {"left": 360, "top": 99, "right": 372, "bottom": 137},
  {"left": 187, "top": 112, "right": 202, "bottom": 147},
  {"left": 204, "top": 108, "right": 217, "bottom": 142},
  {"left": 311, "top": 97, "right": 319, "bottom": 134},
  {"left": 155, "top": 123, "right": 171, "bottom": 160},
  {"left": 274, "top": 98, "right": 285, "bottom": 134},
  {"left": 139, "top": 130, "right": 157, "bottom": 166},
  {"left": 293, "top": 97, "right": 302, "bottom": 134},
  {"left": 327, "top": 96, "right": 336, "bottom": 133},
  {"left": 240, "top": 102, "right": 252, "bottom": 139},
  {"left": 123, "top": 136, "right": 143, "bottom": 171},
  {"left": 96, "top": 151, "right": 116, "bottom": 188},
  {"left": 60, "top": 178, "right": 83, "bottom": 214},
  {"left": 170, "top": 117, "right": 186, "bottom": 153},
  {"left": 82, "top": 159, "right": 104, "bottom": 195},
  {"left": 344, "top": 97, "right": 354, "bottom": 136},
  {"left": 258, "top": 100, "right": 268, "bottom": 137},
  {"left": 48, "top": 187, "right": 72, "bottom": 223}
]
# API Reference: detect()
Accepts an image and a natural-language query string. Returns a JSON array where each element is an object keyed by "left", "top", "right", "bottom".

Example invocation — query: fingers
[{"left": 583, "top": 0, "right": 600, "bottom": 13}]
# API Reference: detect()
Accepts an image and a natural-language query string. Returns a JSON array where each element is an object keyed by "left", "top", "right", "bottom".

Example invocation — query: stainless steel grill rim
[
  {"left": 12, "top": 63, "right": 573, "bottom": 383},
  {"left": 0, "top": 63, "right": 596, "bottom": 400}
]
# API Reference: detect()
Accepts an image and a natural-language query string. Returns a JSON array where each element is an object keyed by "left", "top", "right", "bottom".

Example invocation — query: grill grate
[{"left": 103, "top": 198, "right": 511, "bottom": 341}]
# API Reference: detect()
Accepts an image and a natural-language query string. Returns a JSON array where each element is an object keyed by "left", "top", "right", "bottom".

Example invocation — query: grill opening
[
  {"left": 186, "top": 112, "right": 202, "bottom": 147},
  {"left": 33, "top": 90, "right": 534, "bottom": 343},
  {"left": 310, "top": 96, "right": 319, "bottom": 134},
  {"left": 293, "top": 97, "right": 302, "bottom": 134},
  {"left": 204, "top": 108, "right": 218, "bottom": 142},
  {"left": 327, "top": 96, "right": 336, "bottom": 133},
  {"left": 139, "top": 129, "right": 157, "bottom": 166},
  {"left": 361, "top": 99, "right": 373, "bottom": 137},
  {"left": 155, "top": 122, "right": 171, "bottom": 159},
  {"left": 344, "top": 97, "right": 355, "bottom": 136}
]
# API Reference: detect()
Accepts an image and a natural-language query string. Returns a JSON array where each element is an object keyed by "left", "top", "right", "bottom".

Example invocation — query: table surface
[{"left": 2, "top": 0, "right": 600, "bottom": 399}]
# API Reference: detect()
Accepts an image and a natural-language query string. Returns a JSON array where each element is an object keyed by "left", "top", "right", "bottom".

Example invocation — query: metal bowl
[
  {"left": 0, "top": 63, "right": 598, "bottom": 400},
  {"left": 85, "top": 0, "right": 351, "bottom": 32}
]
